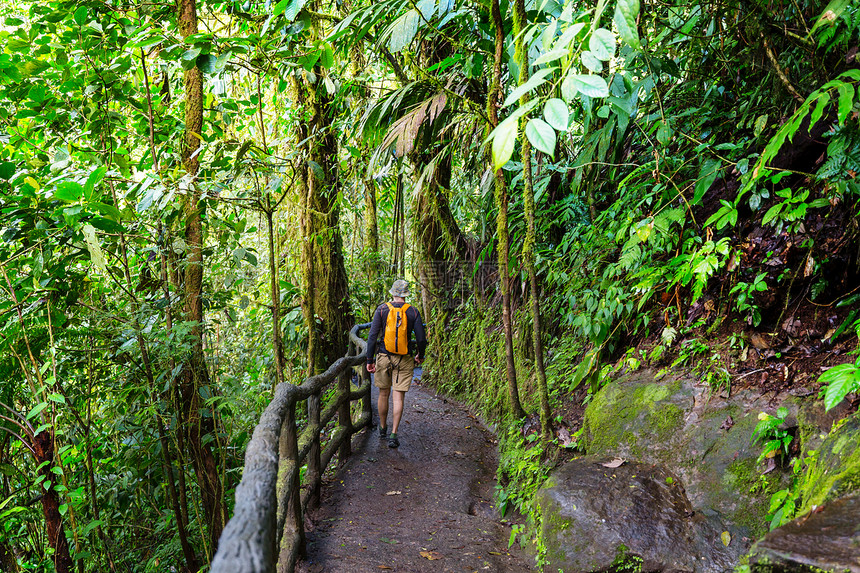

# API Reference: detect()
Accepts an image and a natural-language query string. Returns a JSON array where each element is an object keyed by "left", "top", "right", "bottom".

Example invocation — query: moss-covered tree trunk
[
  {"left": 489, "top": 0, "right": 525, "bottom": 419},
  {"left": 413, "top": 152, "right": 470, "bottom": 319},
  {"left": 178, "top": 0, "right": 227, "bottom": 554},
  {"left": 292, "top": 71, "right": 352, "bottom": 373},
  {"left": 513, "top": 0, "right": 551, "bottom": 435}
]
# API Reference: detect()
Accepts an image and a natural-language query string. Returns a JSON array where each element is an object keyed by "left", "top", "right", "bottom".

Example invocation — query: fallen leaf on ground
[
  {"left": 385, "top": 491, "right": 401, "bottom": 495},
  {"left": 721, "top": 531, "right": 731, "bottom": 546},
  {"left": 557, "top": 426, "right": 572, "bottom": 446},
  {"left": 419, "top": 550, "right": 442, "bottom": 560},
  {"left": 601, "top": 458, "right": 626, "bottom": 468},
  {"left": 378, "top": 566, "right": 392, "bottom": 570}
]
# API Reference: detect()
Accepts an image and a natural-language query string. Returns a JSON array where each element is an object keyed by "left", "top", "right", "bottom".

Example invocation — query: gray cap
[{"left": 389, "top": 279, "right": 410, "bottom": 298}]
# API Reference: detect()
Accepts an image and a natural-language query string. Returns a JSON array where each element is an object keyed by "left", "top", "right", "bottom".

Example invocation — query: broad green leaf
[
  {"left": 837, "top": 82, "right": 855, "bottom": 125},
  {"left": 181, "top": 47, "right": 201, "bottom": 70},
  {"left": 196, "top": 54, "right": 217, "bottom": 74},
  {"left": 320, "top": 43, "right": 335, "bottom": 68},
  {"left": 693, "top": 159, "right": 721, "bottom": 205},
  {"left": 589, "top": 28, "right": 616, "bottom": 60},
  {"left": 491, "top": 118, "right": 518, "bottom": 171},
  {"left": 274, "top": 0, "right": 306, "bottom": 19},
  {"left": 48, "top": 393, "right": 65, "bottom": 404},
  {"left": 503, "top": 68, "right": 555, "bottom": 107},
  {"left": 526, "top": 118, "right": 556, "bottom": 157},
  {"left": 554, "top": 22, "right": 585, "bottom": 50},
  {"left": 84, "top": 166, "right": 107, "bottom": 201},
  {"left": 0, "top": 162, "right": 15, "bottom": 180},
  {"left": 754, "top": 114, "right": 769, "bottom": 137},
  {"left": 541, "top": 20, "right": 558, "bottom": 50},
  {"left": 581, "top": 51, "right": 603, "bottom": 73},
  {"left": 657, "top": 121, "right": 673, "bottom": 145},
  {"left": 811, "top": 0, "right": 851, "bottom": 33},
  {"left": 299, "top": 52, "right": 321, "bottom": 71},
  {"left": 27, "top": 402, "right": 48, "bottom": 421},
  {"left": 388, "top": 10, "right": 420, "bottom": 53},
  {"left": 55, "top": 181, "right": 84, "bottom": 202},
  {"left": 809, "top": 93, "right": 830, "bottom": 128},
  {"left": 543, "top": 98, "right": 569, "bottom": 131},
  {"left": 28, "top": 85, "right": 46, "bottom": 103},
  {"left": 822, "top": 364, "right": 858, "bottom": 410},
  {"left": 533, "top": 49, "right": 569, "bottom": 66},
  {"left": 129, "top": 35, "right": 164, "bottom": 50},
  {"left": 613, "top": 0, "right": 640, "bottom": 49},
  {"left": 73, "top": 6, "right": 88, "bottom": 26},
  {"left": 762, "top": 203, "right": 782, "bottom": 225},
  {"left": 567, "top": 74, "right": 609, "bottom": 98}
]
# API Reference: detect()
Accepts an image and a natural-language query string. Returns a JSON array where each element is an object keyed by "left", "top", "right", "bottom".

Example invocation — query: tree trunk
[
  {"left": 267, "top": 208, "right": 286, "bottom": 388},
  {"left": 489, "top": 0, "right": 526, "bottom": 419},
  {"left": 178, "top": 0, "right": 227, "bottom": 554},
  {"left": 513, "top": 0, "right": 551, "bottom": 435},
  {"left": 33, "top": 431, "right": 73, "bottom": 573},
  {"left": 292, "top": 71, "right": 353, "bottom": 373}
]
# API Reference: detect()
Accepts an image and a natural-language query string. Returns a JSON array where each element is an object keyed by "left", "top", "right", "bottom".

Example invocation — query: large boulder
[
  {"left": 536, "top": 456, "right": 745, "bottom": 572},
  {"left": 581, "top": 370, "right": 795, "bottom": 538},
  {"left": 795, "top": 411, "right": 860, "bottom": 514},
  {"left": 748, "top": 493, "right": 860, "bottom": 572}
]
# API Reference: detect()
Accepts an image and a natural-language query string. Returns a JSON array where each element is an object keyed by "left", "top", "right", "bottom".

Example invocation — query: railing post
[
  {"left": 338, "top": 368, "right": 352, "bottom": 461},
  {"left": 278, "top": 401, "right": 305, "bottom": 571},
  {"left": 362, "top": 366, "right": 372, "bottom": 425},
  {"left": 307, "top": 391, "right": 321, "bottom": 509}
]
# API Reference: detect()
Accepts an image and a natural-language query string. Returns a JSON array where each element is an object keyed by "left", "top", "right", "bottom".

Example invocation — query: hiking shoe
[
  {"left": 379, "top": 426, "right": 388, "bottom": 438},
  {"left": 388, "top": 433, "right": 399, "bottom": 448}
]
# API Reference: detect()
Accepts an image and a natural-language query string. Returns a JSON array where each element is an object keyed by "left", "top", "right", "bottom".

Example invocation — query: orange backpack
[{"left": 383, "top": 302, "right": 411, "bottom": 355}]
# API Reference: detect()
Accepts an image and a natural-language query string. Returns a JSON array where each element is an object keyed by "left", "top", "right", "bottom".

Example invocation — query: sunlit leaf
[
  {"left": 837, "top": 82, "right": 855, "bottom": 125},
  {"left": 388, "top": 10, "right": 420, "bottom": 53},
  {"left": 73, "top": 6, "right": 88, "bottom": 26},
  {"left": 503, "top": 68, "right": 555, "bottom": 107},
  {"left": 543, "top": 98, "right": 569, "bottom": 131},
  {"left": 614, "top": 0, "right": 640, "bottom": 49},
  {"left": 581, "top": 51, "right": 603, "bottom": 73},
  {"left": 589, "top": 28, "right": 616, "bottom": 60},
  {"left": 525, "top": 118, "right": 556, "bottom": 157},
  {"left": 55, "top": 182, "right": 84, "bottom": 202},
  {"left": 533, "top": 49, "right": 569, "bottom": 66},
  {"left": 567, "top": 74, "right": 609, "bottom": 98},
  {"left": 491, "top": 118, "right": 518, "bottom": 171}
]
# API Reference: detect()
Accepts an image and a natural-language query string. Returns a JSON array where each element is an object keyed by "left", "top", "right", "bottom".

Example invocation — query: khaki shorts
[{"left": 374, "top": 353, "right": 414, "bottom": 392}]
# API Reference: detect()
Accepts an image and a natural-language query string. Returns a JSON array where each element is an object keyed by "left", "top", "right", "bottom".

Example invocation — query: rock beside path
[
  {"left": 536, "top": 456, "right": 745, "bottom": 573},
  {"left": 748, "top": 493, "right": 860, "bottom": 573}
]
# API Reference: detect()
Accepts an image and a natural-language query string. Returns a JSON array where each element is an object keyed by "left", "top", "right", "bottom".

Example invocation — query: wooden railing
[{"left": 211, "top": 323, "right": 373, "bottom": 572}]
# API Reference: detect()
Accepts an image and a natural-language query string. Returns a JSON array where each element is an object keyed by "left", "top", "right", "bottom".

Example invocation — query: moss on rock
[
  {"left": 582, "top": 370, "right": 794, "bottom": 541},
  {"left": 796, "top": 412, "right": 860, "bottom": 514}
]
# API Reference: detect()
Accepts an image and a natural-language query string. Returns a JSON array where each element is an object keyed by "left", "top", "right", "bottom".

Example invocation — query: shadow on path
[{"left": 297, "top": 371, "right": 534, "bottom": 573}]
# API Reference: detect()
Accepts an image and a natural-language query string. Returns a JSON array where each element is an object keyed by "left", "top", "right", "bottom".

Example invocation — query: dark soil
[{"left": 296, "top": 372, "right": 534, "bottom": 573}]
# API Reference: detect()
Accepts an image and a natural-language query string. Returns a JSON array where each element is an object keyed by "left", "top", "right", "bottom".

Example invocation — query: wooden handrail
[{"left": 211, "top": 323, "right": 373, "bottom": 572}]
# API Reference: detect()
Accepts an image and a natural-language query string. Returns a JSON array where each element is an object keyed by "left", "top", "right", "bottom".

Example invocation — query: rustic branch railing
[{"left": 211, "top": 322, "right": 373, "bottom": 572}]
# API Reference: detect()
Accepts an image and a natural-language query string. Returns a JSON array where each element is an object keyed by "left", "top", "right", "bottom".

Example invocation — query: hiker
[{"left": 366, "top": 279, "right": 427, "bottom": 448}]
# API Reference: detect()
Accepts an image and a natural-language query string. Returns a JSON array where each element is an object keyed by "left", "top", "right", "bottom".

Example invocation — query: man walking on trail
[{"left": 366, "top": 279, "right": 427, "bottom": 448}]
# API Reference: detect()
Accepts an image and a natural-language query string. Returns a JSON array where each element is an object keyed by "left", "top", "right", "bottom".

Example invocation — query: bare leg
[
  {"left": 377, "top": 387, "right": 390, "bottom": 430},
  {"left": 391, "top": 390, "right": 406, "bottom": 434}
]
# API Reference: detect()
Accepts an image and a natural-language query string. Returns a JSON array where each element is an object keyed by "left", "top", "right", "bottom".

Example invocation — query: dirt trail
[{"left": 297, "top": 371, "right": 534, "bottom": 573}]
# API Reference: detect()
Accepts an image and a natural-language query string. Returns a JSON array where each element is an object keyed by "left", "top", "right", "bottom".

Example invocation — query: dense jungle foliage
[{"left": 1, "top": 0, "right": 860, "bottom": 568}]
